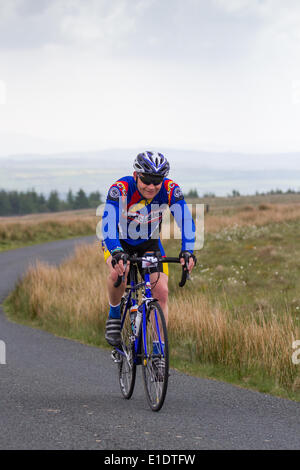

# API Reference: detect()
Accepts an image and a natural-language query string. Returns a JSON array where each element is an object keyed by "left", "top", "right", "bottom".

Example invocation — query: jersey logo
[
  {"left": 164, "top": 179, "right": 184, "bottom": 204},
  {"left": 108, "top": 186, "right": 121, "bottom": 200},
  {"left": 173, "top": 186, "right": 184, "bottom": 201},
  {"left": 116, "top": 181, "right": 128, "bottom": 196},
  {"left": 126, "top": 200, "right": 164, "bottom": 225},
  {"left": 107, "top": 181, "right": 128, "bottom": 201}
]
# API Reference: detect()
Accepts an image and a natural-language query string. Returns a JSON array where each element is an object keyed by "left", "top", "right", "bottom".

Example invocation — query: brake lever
[
  {"left": 121, "top": 259, "right": 127, "bottom": 283},
  {"left": 184, "top": 258, "right": 191, "bottom": 281},
  {"left": 179, "top": 255, "right": 191, "bottom": 287},
  {"left": 113, "top": 257, "right": 127, "bottom": 288}
]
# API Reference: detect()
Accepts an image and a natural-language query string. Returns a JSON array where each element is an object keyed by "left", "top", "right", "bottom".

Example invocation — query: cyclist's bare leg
[
  {"left": 106, "top": 255, "right": 129, "bottom": 306},
  {"left": 150, "top": 272, "right": 168, "bottom": 325}
]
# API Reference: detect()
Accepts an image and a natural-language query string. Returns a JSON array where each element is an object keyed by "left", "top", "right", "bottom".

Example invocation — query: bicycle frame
[
  {"left": 142, "top": 272, "right": 165, "bottom": 363},
  {"left": 115, "top": 268, "right": 165, "bottom": 365},
  {"left": 112, "top": 252, "right": 191, "bottom": 411}
]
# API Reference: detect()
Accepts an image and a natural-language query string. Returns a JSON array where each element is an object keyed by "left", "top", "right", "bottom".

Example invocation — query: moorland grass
[
  {"left": 3, "top": 198, "right": 300, "bottom": 399},
  {"left": 4, "top": 217, "right": 300, "bottom": 401}
]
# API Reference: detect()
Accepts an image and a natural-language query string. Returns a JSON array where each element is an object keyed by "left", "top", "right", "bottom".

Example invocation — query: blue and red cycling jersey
[{"left": 101, "top": 176, "right": 195, "bottom": 254}]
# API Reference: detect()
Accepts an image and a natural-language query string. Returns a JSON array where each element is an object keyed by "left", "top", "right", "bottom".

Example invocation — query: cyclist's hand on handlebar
[
  {"left": 179, "top": 250, "right": 197, "bottom": 273},
  {"left": 111, "top": 249, "right": 129, "bottom": 277}
]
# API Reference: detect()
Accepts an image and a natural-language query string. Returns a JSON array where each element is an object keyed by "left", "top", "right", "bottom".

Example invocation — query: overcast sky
[{"left": 1, "top": 0, "right": 300, "bottom": 157}]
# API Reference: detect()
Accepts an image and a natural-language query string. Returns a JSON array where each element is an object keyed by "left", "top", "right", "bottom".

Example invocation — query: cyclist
[{"left": 101, "top": 151, "right": 196, "bottom": 349}]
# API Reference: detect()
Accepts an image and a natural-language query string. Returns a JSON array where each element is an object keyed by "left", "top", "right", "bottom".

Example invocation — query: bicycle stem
[{"left": 113, "top": 255, "right": 190, "bottom": 288}]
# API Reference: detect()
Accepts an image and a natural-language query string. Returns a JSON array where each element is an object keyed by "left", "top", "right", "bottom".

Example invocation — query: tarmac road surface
[{"left": 0, "top": 237, "right": 299, "bottom": 450}]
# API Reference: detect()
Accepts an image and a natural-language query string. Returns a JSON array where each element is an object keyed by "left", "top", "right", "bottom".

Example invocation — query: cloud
[
  {"left": 214, "top": 0, "right": 300, "bottom": 39},
  {"left": 0, "top": 0, "right": 142, "bottom": 52},
  {"left": 60, "top": 0, "right": 136, "bottom": 53},
  {"left": 1, "top": 0, "right": 300, "bottom": 61},
  {"left": 0, "top": 0, "right": 263, "bottom": 61},
  {"left": 1, "top": 0, "right": 300, "bottom": 154},
  {"left": 0, "top": 0, "right": 61, "bottom": 49}
]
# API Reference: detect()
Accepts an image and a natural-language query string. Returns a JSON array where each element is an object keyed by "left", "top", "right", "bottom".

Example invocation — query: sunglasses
[{"left": 138, "top": 174, "right": 164, "bottom": 186}]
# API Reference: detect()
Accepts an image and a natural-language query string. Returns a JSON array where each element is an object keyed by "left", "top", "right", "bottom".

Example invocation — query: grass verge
[
  {"left": 4, "top": 230, "right": 300, "bottom": 402},
  {"left": 0, "top": 215, "right": 97, "bottom": 251}
]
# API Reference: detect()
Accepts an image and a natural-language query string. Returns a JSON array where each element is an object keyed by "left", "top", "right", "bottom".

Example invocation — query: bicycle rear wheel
[
  {"left": 141, "top": 301, "right": 169, "bottom": 412},
  {"left": 119, "top": 296, "right": 136, "bottom": 399}
]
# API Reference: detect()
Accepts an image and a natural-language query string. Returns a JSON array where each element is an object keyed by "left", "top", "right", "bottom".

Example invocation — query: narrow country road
[{"left": 0, "top": 237, "right": 299, "bottom": 450}]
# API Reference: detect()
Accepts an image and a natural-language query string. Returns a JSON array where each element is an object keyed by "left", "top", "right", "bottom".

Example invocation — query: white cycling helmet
[{"left": 133, "top": 151, "right": 170, "bottom": 177}]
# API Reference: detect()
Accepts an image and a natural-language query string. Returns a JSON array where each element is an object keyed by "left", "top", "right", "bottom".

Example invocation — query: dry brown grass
[
  {"left": 0, "top": 208, "right": 96, "bottom": 225},
  {"left": 2, "top": 202, "right": 300, "bottom": 239},
  {"left": 9, "top": 240, "right": 300, "bottom": 393},
  {"left": 0, "top": 215, "right": 97, "bottom": 244},
  {"left": 4, "top": 198, "right": 300, "bottom": 396},
  {"left": 169, "top": 294, "right": 299, "bottom": 389},
  {"left": 204, "top": 203, "right": 300, "bottom": 233},
  {"left": 19, "top": 241, "right": 108, "bottom": 334}
]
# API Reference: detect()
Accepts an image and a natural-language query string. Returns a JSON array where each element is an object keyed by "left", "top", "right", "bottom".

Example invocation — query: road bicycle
[{"left": 110, "top": 252, "right": 190, "bottom": 412}]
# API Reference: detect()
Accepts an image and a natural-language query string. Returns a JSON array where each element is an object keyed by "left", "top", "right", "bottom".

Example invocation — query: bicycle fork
[
  {"left": 142, "top": 273, "right": 165, "bottom": 365},
  {"left": 112, "top": 273, "right": 165, "bottom": 366}
]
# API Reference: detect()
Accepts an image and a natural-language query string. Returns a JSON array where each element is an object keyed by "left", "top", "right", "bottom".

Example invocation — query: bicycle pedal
[{"left": 111, "top": 350, "right": 122, "bottom": 363}]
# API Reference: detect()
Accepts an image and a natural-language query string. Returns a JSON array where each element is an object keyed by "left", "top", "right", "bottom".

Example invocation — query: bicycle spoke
[
  {"left": 118, "top": 296, "right": 136, "bottom": 399},
  {"left": 141, "top": 301, "right": 169, "bottom": 411}
]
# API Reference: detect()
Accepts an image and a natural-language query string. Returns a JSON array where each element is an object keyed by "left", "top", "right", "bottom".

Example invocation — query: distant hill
[{"left": 1, "top": 148, "right": 300, "bottom": 197}]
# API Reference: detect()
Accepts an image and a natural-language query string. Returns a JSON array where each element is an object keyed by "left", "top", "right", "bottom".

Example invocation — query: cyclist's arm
[
  {"left": 168, "top": 184, "right": 196, "bottom": 254},
  {"left": 102, "top": 183, "right": 126, "bottom": 253},
  {"left": 101, "top": 199, "right": 123, "bottom": 253}
]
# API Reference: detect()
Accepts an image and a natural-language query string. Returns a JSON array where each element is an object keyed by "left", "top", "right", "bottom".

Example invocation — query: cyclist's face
[{"left": 134, "top": 171, "right": 163, "bottom": 199}]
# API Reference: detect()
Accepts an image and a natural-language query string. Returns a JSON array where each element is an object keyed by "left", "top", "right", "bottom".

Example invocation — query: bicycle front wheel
[
  {"left": 141, "top": 301, "right": 169, "bottom": 412},
  {"left": 119, "top": 296, "right": 136, "bottom": 399}
]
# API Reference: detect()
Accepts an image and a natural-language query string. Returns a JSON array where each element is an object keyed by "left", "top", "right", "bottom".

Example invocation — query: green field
[{"left": 2, "top": 194, "right": 300, "bottom": 400}]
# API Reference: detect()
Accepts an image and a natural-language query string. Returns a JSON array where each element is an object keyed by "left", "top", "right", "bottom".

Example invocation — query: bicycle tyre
[
  {"left": 119, "top": 296, "right": 136, "bottom": 399},
  {"left": 141, "top": 301, "right": 169, "bottom": 412}
]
